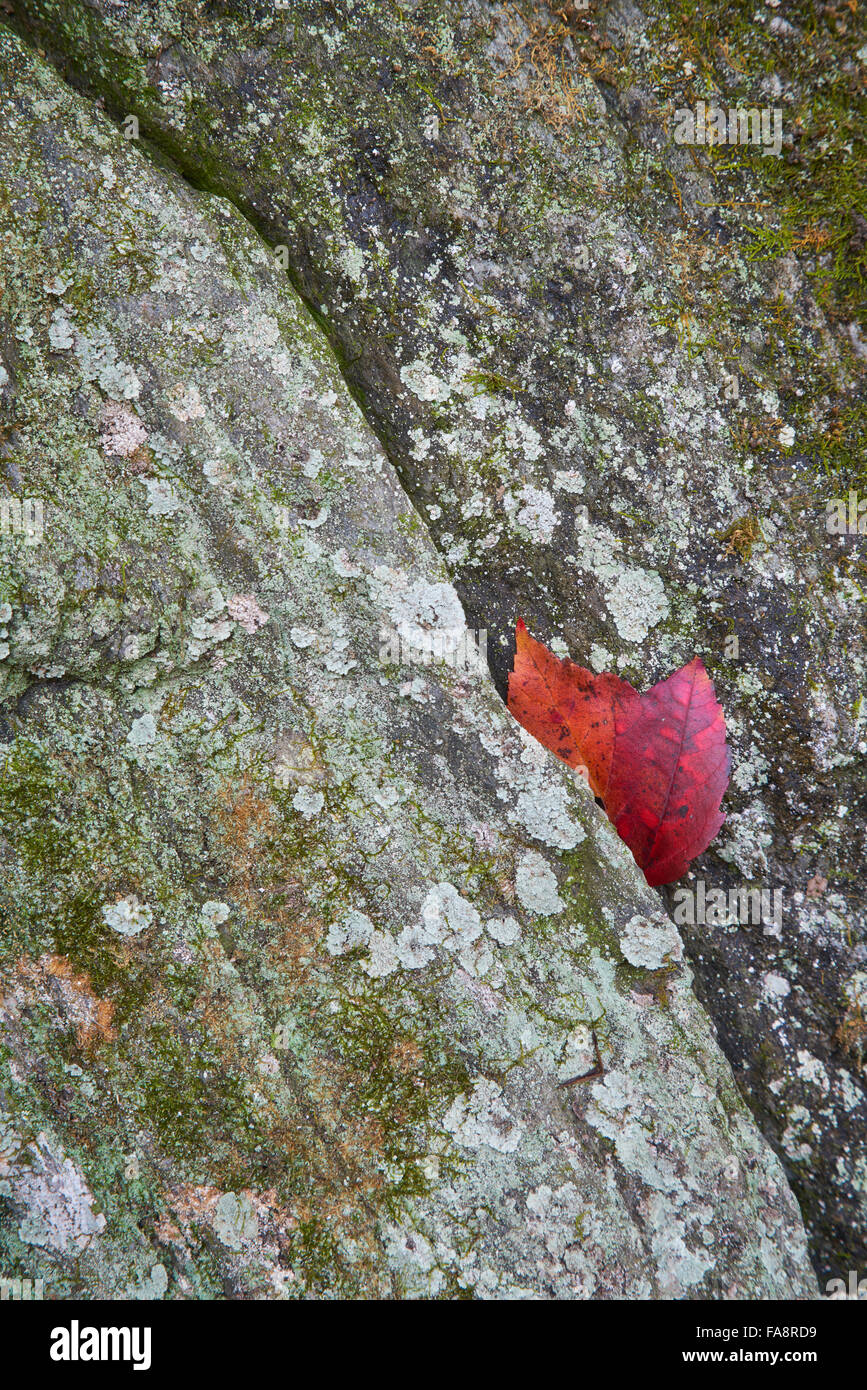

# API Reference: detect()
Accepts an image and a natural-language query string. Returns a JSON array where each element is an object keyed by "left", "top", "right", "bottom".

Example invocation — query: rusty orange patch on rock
[{"left": 14, "top": 953, "right": 116, "bottom": 1048}]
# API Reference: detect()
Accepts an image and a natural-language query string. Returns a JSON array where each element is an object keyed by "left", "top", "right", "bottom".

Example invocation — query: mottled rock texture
[
  {"left": 3, "top": 0, "right": 864, "bottom": 1289},
  {"left": 0, "top": 25, "right": 821, "bottom": 1298}
]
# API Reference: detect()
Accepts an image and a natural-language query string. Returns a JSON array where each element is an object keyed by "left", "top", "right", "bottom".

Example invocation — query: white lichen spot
[
  {"left": 74, "top": 329, "right": 140, "bottom": 399},
  {"left": 442, "top": 1078, "right": 523, "bottom": 1153},
  {"left": 604, "top": 567, "right": 669, "bottom": 643},
  {"left": 513, "top": 784, "right": 585, "bottom": 850},
  {"left": 339, "top": 244, "right": 367, "bottom": 285},
  {"left": 190, "top": 614, "right": 232, "bottom": 645},
  {"left": 795, "top": 1050, "right": 831, "bottom": 1095},
  {"left": 298, "top": 504, "right": 330, "bottom": 530},
  {"left": 781, "top": 1106, "right": 814, "bottom": 1162},
  {"left": 127, "top": 713, "right": 157, "bottom": 748},
  {"left": 514, "top": 485, "right": 558, "bottom": 543},
  {"left": 131, "top": 1262, "right": 169, "bottom": 1299},
  {"left": 227, "top": 594, "right": 269, "bottom": 634},
  {"left": 383, "top": 1224, "right": 441, "bottom": 1294},
  {"left": 515, "top": 851, "right": 564, "bottom": 915},
  {"left": 558, "top": 1025, "right": 596, "bottom": 1080},
  {"left": 504, "top": 416, "right": 543, "bottom": 462},
  {"left": 554, "top": 468, "right": 584, "bottom": 493},
  {"left": 837, "top": 1070, "right": 862, "bottom": 1115},
  {"left": 331, "top": 547, "right": 362, "bottom": 578},
  {"left": 362, "top": 930, "right": 399, "bottom": 978},
  {"left": 731, "top": 744, "right": 769, "bottom": 792},
  {"left": 760, "top": 972, "right": 791, "bottom": 1003},
  {"left": 619, "top": 912, "right": 683, "bottom": 970},
  {"left": 395, "top": 921, "right": 439, "bottom": 969},
  {"left": 589, "top": 643, "right": 614, "bottom": 673},
  {"left": 370, "top": 568, "right": 467, "bottom": 658},
  {"left": 419, "top": 882, "right": 484, "bottom": 953},
  {"left": 100, "top": 402, "right": 148, "bottom": 458},
  {"left": 43, "top": 273, "right": 70, "bottom": 296},
  {"left": 718, "top": 805, "right": 773, "bottom": 878},
  {"left": 98, "top": 156, "right": 116, "bottom": 190},
  {"left": 213, "top": 1192, "right": 258, "bottom": 1251},
  {"left": 291, "top": 788, "right": 324, "bottom": 819},
  {"left": 200, "top": 900, "right": 231, "bottom": 929},
  {"left": 12, "top": 1133, "right": 106, "bottom": 1251},
  {"left": 486, "top": 915, "right": 520, "bottom": 946},
  {"left": 101, "top": 895, "right": 153, "bottom": 937},
  {"left": 585, "top": 1070, "right": 710, "bottom": 1287},
  {"left": 323, "top": 633, "right": 357, "bottom": 675},
  {"left": 167, "top": 382, "right": 206, "bottom": 421},
  {"left": 303, "top": 449, "right": 324, "bottom": 479},
  {"left": 143, "top": 478, "right": 182, "bottom": 517},
  {"left": 400, "top": 358, "right": 452, "bottom": 403},
  {"left": 48, "top": 309, "right": 75, "bottom": 351},
  {"left": 325, "top": 908, "right": 374, "bottom": 956}
]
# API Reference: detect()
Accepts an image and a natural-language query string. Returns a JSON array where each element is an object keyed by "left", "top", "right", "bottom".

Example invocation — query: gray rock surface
[
  {"left": 8, "top": 0, "right": 863, "bottom": 1281},
  {"left": 0, "top": 27, "right": 820, "bottom": 1297}
]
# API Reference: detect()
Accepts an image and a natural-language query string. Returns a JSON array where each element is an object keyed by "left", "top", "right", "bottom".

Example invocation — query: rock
[
  {"left": 0, "top": 30, "right": 818, "bottom": 1297},
  {"left": 9, "top": 0, "right": 862, "bottom": 1280}
]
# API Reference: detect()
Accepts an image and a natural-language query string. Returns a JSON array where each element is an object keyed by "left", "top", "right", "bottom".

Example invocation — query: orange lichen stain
[
  {"left": 265, "top": 919, "right": 324, "bottom": 990},
  {"left": 217, "top": 775, "right": 278, "bottom": 857},
  {"left": 214, "top": 773, "right": 286, "bottom": 923},
  {"left": 10, "top": 953, "right": 116, "bottom": 1048},
  {"left": 388, "top": 1036, "right": 425, "bottom": 1078}
]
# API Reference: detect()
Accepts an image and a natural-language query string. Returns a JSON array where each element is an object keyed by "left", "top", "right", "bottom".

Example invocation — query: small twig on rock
[{"left": 558, "top": 1029, "right": 605, "bottom": 1088}]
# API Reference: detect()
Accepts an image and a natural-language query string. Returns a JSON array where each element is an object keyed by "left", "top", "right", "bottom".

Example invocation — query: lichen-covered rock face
[
  {"left": 8, "top": 0, "right": 862, "bottom": 1283},
  {"left": 0, "top": 30, "right": 821, "bottom": 1299}
]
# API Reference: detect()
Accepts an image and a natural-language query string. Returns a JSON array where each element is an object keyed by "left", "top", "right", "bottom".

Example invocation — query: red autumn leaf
[
  {"left": 507, "top": 618, "right": 638, "bottom": 798},
  {"left": 508, "top": 621, "right": 730, "bottom": 887},
  {"left": 604, "top": 658, "right": 731, "bottom": 887}
]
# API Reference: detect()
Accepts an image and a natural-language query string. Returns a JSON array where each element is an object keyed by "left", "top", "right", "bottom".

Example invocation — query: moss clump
[
  {"left": 0, "top": 740, "right": 79, "bottom": 876},
  {"left": 718, "top": 514, "right": 762, "bottom": 562},
  {"left": 319, "top": 986, "right": 472, "bottom": 1203},
  {"left": 643, "top": 0, "right": 867, "bottom": 330},
  {"left": 133, "top": 1022, "right": 257, "bottom": 1167}
]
